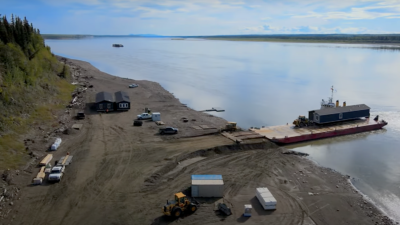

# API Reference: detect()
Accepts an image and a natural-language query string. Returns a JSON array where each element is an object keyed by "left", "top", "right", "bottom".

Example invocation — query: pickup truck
[
  {"left": 48, "top": 166, "right": 65, "bottom": 182},
  {"left": 159, "top": 127, "right": 178, "bottom": 134},
  {"left": 129, "top": 83, "right": 138, "bottom": 88},
  {"left": 137, "top": 113, "right": 152, "bottom": 120}
]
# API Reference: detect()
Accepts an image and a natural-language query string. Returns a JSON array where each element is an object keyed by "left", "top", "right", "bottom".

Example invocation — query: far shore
[
  {"left": 202, "top": 37, "right": 400, "bottom": 47},
  {"left": 41, "top": 34, "right": 400, "bottom": 48}
]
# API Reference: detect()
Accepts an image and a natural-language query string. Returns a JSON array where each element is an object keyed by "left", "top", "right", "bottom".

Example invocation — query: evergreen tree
[
  {"left": 0, "top": 17, "right": 8, "bottom": 44},
  {"left": 2, "top": 16, "right": 13, "bottom": 43}
]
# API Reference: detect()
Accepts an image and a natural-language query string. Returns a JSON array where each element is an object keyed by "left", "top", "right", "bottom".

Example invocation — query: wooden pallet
[
  {"left": 221, "top": 132, "right": 242, "bottom": 143},
  {"left": 155, "top": 121, "right": 165, "bottom": 125}
]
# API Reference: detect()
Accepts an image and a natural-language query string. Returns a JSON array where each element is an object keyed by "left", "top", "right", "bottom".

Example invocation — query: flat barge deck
[{"left": 250, "top": 118, "right": 388, "bottom": 144}]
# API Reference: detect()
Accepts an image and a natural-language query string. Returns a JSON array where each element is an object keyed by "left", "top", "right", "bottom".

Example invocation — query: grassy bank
[{"left": 0, "top": 15, "right": 75, "bottom": 169}]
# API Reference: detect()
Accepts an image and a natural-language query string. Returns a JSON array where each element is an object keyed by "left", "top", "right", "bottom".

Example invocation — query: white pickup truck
[
  {"left": 48, "top": 166, "right": 65, "bottom": 182},
  {"left": 137, "top": 113, "right": 152, "bottom": 120}
]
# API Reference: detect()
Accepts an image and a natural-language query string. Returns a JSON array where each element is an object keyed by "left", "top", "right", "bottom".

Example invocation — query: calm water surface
[{"left": 46, "top": 38, "right": 400, "bottom": 221}]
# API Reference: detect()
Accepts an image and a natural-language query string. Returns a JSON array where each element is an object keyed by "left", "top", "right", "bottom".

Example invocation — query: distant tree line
[
  {"left": 195, "top": 34, "right": 400, "bottom": 43},
  {"left": 0, "top": 14, "right": 43, "bottom": 57}
]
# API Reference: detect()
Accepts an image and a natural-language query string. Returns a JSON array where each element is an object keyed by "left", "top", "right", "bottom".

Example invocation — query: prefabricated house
[
  {"left": 152, "top": 112, "right": 161, "bottom": 121},
  {"left": 256, "top": 187, "right": 277, "bottom": 210},
  {"left": 114, "top": 91, "right": 130, "bottom": 111},
  {"left": 96, "top": 91, "right": 114, "bottom": 112},
  {"left": 191, "top": 175, "right": 224, "bottom": 198},
  {"left": 309, "top": 104, "right": 370, "bottom": 124}
]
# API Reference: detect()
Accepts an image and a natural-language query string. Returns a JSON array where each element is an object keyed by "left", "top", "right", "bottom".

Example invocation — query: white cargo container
[
  {"left": 50, "top": 138, "right": 62, "bottom": 151},
  {"left": 256, "top": 187, "right": 277, "bottom": 210},
  {"left": 191, "top": 175, "right": 224, "bottom": 198},
  {"left": 152, "top": 112, "right": 161, "bottom": 121}
]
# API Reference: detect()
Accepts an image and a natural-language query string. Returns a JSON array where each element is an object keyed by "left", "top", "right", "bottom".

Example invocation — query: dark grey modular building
[
  {"left": 114, "top": 91, "right": 130, "bottom": 111},
  {"left": 310, "top": 104, "right": 370, "bottom": 124},
  {"left": 96, "top": 91, "right": 114, "bottom": 112}
]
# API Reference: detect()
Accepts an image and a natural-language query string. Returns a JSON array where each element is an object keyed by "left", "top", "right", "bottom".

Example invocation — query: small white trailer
[
  {"left": 152, "top": 112, "right": 161, "bottom": 121},
  {"left": 256, "top": 187, "right": 277, "bottom": 210},
  {"left": 57, "top": 154, "right": 73, "bottom": 166},
  {"left": 50, "top": 138, "right": 62, "bottom": 151}
]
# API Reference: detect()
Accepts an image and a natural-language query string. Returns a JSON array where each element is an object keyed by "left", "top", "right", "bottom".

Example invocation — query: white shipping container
[
  {"left": 50, "top": 138, "right": 62, "bottom": 151},
  {"left": 191, "top": 180, "right": 224, "bottom": 197},
  {"left": 256, "top": 187, "right": 277, "bottom": 210},
  {"left": 152, "top": 112, "right": 161, "bottom": 121}
]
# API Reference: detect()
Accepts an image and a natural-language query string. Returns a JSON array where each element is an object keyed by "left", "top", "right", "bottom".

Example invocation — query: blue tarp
[{"left": 191, "top": 175, "right": 223, "bottom": 180}]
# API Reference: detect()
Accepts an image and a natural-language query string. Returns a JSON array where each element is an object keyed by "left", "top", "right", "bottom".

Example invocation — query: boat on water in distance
[{"left": 250, "top": 86, "right": 388, "bottom": 144}]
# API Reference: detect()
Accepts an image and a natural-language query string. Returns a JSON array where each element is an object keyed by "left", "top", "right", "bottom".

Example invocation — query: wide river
[{"left": 46, "top": 37, "right": 400, "bottom": 221}]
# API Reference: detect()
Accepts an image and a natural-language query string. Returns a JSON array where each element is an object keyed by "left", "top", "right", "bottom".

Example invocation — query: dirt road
[{"left": 1, "top": 58, "right": 395, "bottom": 225}]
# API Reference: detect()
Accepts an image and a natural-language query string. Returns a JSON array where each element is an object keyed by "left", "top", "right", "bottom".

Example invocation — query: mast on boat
[{"left": 321, "top": 85, "right": 336, "bottom": 109}]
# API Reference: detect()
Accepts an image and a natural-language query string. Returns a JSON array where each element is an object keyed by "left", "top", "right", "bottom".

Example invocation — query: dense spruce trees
[{"left": 0, "top": 14, "right": 42, "bottom": 57}]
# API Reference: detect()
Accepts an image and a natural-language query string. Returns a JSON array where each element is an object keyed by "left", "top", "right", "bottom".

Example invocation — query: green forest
[
  {"left": 196, "top": 34, "right": 400, "bottom": 44},
  {"left": 0, "top": 15, "right": 74, "bottom": 169}
]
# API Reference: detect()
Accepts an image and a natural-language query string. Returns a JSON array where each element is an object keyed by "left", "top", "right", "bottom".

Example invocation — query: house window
[
  {"left": 119, "top": 103, "right": 128, "bottom": 108},
  {"left": 107, "top": 103, "right": 111, "bottom": 109},
  {"left": 99, "top": 104, "right": 103, "bottom": 109}
]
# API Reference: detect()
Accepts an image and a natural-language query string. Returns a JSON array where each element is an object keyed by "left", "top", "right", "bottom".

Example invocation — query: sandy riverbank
[{"left": 0, "top": 57, "right": 396, "bottom": 225}]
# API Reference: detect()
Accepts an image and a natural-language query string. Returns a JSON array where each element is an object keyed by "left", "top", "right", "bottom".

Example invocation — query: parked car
[
  {"left": 48, "top": 166, "right": 65, "bottom": 182},
  {"left": 129, "top": 84, "right": 138, "bottom": 88},
  {"left": 137, "top": 113, "right": 152, "bottom": 120},
  {"left": 159, "top": 127, "right": 178, "bottom": 134}
]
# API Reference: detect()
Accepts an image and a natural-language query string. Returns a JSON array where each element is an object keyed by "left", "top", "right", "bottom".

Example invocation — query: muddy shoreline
[{"left": 0, "top": 57, "right": 397, "bottom": 225}]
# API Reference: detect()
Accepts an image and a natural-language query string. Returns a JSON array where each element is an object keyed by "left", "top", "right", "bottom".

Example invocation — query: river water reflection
[{"left": 46, "top": 37, "right": 400, "bottom": 221}]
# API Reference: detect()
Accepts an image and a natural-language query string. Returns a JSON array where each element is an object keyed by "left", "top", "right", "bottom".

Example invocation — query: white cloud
[
  {"left": 243, "top": 24, "right": 372, "bottom": 34},
  {"left": 261, "top": 17, "right": 272, "bottom": 20},
  {"left": 293, "top": 2, "right": 400, "bottom": 20},
  {"left": 36, "top": 0, "right": 400, "bottom": 35}
]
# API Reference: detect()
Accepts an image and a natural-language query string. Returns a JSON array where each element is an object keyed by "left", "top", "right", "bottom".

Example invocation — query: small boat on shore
[{"left": 112, "top": 44, "right": 124, "bottom": 47}]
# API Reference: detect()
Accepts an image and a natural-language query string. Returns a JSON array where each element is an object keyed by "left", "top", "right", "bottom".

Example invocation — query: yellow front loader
[
  {"left": 293, "top": 115, "right": 313, "bottom": 128},
  {"left": 221, "top": 122, "right": 237, "bottom": 132},
  {"left": 162, "top": 192, "right": 199, "bottom": 218}
]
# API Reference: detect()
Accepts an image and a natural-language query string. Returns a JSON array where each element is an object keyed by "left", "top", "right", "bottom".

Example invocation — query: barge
[
  {"left": 250, "top": 118, "right": 387, "bottom": 144},
  {"left": 251, "top": 86, "right": 388, "bottom": 144}
]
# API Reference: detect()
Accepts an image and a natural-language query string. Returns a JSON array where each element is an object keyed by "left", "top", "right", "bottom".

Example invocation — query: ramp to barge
[{"left": 250, "top": 119, "right": 386, "bottom": 144}]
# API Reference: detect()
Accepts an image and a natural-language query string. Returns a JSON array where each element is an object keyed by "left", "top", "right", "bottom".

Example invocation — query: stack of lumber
[
  {"left": 32, "top": 167, "right": 46, "bottom": 185},
  {"left": 39, "top": 154, "right": 53, "bottom": 166}
]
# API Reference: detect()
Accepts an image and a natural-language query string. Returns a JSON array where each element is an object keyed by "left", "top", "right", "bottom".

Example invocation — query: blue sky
[{"left": 2, "top": 0, "right": 400, "bottom": 35}]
